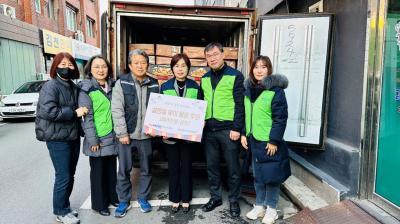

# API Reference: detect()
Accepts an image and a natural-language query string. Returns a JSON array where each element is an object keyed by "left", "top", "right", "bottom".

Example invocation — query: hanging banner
[
  {"left": 42, "top": 29, "right": 72, "bottom": 54},
  {"left": 143, "top": 93, "right": 206, "bottom": 142}
]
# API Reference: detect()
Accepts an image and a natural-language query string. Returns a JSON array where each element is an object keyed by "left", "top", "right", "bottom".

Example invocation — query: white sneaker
[
  {"left": 246, "top": 205, "right": 265, "bottom": 220},
  {"left": 262, "top": 207, "right": 278, "bottom": 224},
  {"left": 56, "top": 213, "right": 80, "bottom": 224}
]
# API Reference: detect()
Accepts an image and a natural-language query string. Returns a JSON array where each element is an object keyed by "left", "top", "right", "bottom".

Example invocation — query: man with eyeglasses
[{"left": 200, "top": 42, "right": 244, "bottom": 217}]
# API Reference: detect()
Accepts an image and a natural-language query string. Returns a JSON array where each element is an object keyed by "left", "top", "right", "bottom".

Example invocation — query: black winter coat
[
  {"left": 35, "top": 77, "right": 80, "bottom": 141},
  {"left": 244, "top": 74, "right": 291, "bottom": 184}
]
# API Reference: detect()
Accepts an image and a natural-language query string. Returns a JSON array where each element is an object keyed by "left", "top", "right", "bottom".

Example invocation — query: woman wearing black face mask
[{"left": 35, "top": 52, "right": 88, "bottom": 224}]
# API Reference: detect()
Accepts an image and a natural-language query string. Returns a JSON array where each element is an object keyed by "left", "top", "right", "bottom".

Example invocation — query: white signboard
[
  {"left": 143, "top": 93, "right": 207, "bottom": 142},
  {"left": 259, "top": 15, "right": 331, "bottom": 146},
  {"left": 72, "top": 40, "right": 101, "bottom": 60}
]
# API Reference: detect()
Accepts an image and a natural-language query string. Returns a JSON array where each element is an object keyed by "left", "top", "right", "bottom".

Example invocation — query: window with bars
[
  {"left": 66, "top": 6, "right": 77, "bottom": 31},
  {"left": 86, "top": 17, "right": 95, "bottom": 38}
]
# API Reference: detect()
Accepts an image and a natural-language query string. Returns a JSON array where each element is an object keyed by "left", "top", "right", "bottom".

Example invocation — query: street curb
[{"left": 282, "top": 175, "right": 329, "bottom": 211}]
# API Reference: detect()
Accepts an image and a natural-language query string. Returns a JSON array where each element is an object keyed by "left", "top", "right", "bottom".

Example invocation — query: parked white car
[{"left": 0, "top": 80, "right": 47, "bottom": 119}]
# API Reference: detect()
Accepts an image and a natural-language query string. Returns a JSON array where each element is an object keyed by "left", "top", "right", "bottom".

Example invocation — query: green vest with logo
[
  {"left": 244, "top": 90, "right": 275, "bottom": 141},
  {"left": 88, "top": 90, "right": 113, "bottom": 137},
  {"left": 201, "top": 75, "right": 235, "bottom": 121}
]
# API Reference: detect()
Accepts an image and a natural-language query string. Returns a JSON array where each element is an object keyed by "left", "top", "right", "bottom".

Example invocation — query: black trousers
[
  {"left": 165, "top": 141, "right": 193, "bottom": 203},
  {"left": 89, "top": 155, "right": 119, "bottom": 211},
  {"left": 204, "top": 129, "right": 241, "bottom": 203}
]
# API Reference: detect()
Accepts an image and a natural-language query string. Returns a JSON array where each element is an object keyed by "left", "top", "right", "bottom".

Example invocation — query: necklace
[{"left": 178, "top": 85, "right": 185, "bottom": 90}]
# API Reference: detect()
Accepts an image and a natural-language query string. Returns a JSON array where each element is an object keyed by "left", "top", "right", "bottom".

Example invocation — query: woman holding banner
[{"left": 160, "top": 53, "right": 201, "bottom": 213}]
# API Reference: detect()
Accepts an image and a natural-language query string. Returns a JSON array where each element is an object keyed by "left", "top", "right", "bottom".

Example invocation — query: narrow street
[{"left": 0, "top": 119, "right": 299, "bottom": 224}]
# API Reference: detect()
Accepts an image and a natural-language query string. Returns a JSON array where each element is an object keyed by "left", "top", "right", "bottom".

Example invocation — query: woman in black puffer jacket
[{"left": 35, "top": 52, "right": 88, "bottom": 224}]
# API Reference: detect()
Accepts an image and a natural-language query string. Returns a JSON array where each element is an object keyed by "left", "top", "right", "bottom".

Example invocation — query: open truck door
[{"left": 255, "top": 14, "right": 334, "bottom": 148}]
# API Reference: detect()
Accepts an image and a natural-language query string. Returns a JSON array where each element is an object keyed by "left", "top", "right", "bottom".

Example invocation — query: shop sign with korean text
[{"left": 42, "top": 29, "right": 72, "bottom": 54}]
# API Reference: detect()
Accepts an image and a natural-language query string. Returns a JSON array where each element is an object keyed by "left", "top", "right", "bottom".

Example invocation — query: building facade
[
  {"left": 0, "top": 0, "right": 101, "bottom": 94},
  {"left": 252, "top": 0, "right": 400, "bottom": 219}
]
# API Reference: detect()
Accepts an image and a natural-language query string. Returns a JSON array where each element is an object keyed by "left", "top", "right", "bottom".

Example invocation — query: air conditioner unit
[
  {"left": 0, "top": 4, "right": 16, "bottom": 19},
  {"left": 74, "top": 30, "right": 85, "bottom": 42}
]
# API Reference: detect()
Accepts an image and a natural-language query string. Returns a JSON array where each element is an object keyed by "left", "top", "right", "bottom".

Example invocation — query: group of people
[{"left": 35, "top": 42, "right": 291, "bottom": 224}]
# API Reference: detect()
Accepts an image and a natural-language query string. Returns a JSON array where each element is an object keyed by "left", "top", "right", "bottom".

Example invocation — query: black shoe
[
  {"left": 182, "top": 205, "right": 190, "bottom": 214},
  {"left": 111, "top": 202, "right": 119, "bottom": 207},
  {"left": 229, "top": 202, "right": 240, "bottom": 217},
  {"left": 202, "top": 199, "right": 222, "bottom": 212},
  {"left": 97, "top": 209, "right": 110, "bottom": 216},
  {"left": 171, "top": 205, "right": 180, "bottom": 213}
]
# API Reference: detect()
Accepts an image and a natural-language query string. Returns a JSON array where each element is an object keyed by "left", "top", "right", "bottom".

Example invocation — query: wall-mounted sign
[
  {"left": 72, "top": 40, "right": 101, "bottom": 60},
  {"left": 42, "top": 29, "right": 72, "bottom": 54}
]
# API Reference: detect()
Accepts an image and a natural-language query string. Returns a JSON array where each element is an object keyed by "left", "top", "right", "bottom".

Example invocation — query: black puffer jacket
[{"left": 35, "top": 77, "right": 80, "bottom": 141}]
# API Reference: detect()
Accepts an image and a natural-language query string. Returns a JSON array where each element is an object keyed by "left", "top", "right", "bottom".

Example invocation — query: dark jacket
[
  {"left": 35, "top": 77, "right": 80, "bottom": 142},
  {"left": 78, "top": 78, "right": 117, "bottom": 157},
  {"left": 111, "top": 73, "right": 159, "bottom": 139},
  {"left": 244, "top": 74, "right": 291, "bottom": 184},
  {"left": 160, "top": 77, "right": 201, "bottom": 99},
  {"left": 199, "top": 63, "right": 244, "bottom": 132}
]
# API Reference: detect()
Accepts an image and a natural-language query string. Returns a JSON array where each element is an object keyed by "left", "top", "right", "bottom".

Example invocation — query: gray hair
[
  {"left": 204, "top": 42, "right": 224, "bottom": 54},
  {"left": 128, "top": 49, "right": 149, "bottom": 65}
]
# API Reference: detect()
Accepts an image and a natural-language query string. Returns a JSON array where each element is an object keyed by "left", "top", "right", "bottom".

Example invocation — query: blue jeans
[
  {"left": 252, "top": 160, "right": 280, "bottom": 208},
  {"left": 46, "top": 140, "right": 80, "bottom": 216}
]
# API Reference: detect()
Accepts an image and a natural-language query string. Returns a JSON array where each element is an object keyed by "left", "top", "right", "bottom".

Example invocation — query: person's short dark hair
[
  {"left": 84, "top": 55, "right": 113, "bottom": 80},
  {"left": 170, "top": 53, "right": 191, "bottom": 75},
  {"left": 49, "top": 52, "right": 80, "bottom": 79},
  {"left": 249, "top": 55, "right": 273, "bottom": 85},
  {"left": 204, "top": 42, "right": 224, "bottom": 54}
]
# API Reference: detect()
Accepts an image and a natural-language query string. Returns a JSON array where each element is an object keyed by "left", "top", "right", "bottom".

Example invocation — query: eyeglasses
[
  {"left": 92, "top": 65, "right": 108, "bottom": 70},
  {"left": 205, "top": 52, "right": 222, "bottom": 59}
]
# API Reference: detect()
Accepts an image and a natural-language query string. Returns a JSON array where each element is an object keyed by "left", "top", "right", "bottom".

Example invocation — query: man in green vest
[{"left": 200, "top": 42, "right": 245, "bottom": 217}]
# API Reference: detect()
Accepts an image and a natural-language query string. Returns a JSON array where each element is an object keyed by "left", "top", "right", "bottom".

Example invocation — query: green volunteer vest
[
  {"left": 201, "top": 75, "right": 235, "bottom": 121},
  {"left": 162, "top": 88, "right": 198, "bottom": 99},
  {"left": 244, "top": 90, "right": 275, "bottom": 141},
  {"left": 88, "top": 90, "right": 113, "bottom": 137}
]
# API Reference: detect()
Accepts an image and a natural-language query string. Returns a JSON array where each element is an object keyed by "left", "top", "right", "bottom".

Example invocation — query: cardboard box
[
  {"left": 225, "top": 60, "right": 237, "bottom": 68},
  {"left": 156, "top": 56, "right": 172, "bottom": 65},
  {"left": 190, "top": 59, "right": 207, "bottom": 67},
  {"left": 156, "top": 44, "right": 181, "bottom": 57},
  {"left": 224, "top": 47, "right": 238, "bottom": 60},
  {"left": 129, "top": 44, "right": 155, "bottom": 56},
  {"left": 183, "top": 46, "right": 205, "bottom": 59}
]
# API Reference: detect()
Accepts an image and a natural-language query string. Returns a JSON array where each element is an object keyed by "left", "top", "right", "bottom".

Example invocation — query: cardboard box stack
[{"left": 129, "top": 43, "right": 238, "bottom": 85}]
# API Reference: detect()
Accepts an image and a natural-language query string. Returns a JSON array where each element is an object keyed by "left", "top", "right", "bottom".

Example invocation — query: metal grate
[{"left": 286, "top": 200, "right": 381, "bottom": 224}]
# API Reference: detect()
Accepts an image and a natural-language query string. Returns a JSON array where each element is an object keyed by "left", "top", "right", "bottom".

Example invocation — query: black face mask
[{"left": 56, "top": 67, "right": 75, "bottom": 79}]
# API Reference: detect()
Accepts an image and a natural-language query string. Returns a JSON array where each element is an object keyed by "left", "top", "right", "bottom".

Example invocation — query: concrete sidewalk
[{"left": 77, "top": 169, "right": 299, "bottom": 224}]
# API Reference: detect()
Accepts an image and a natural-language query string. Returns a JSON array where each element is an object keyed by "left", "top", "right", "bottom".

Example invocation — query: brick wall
[
  {"left": 0, "top": 0, "right": 25, "bottom": 21},
  {"left": 83, "top": 0, "right": 99, "bottom": 47},
  {"left": 0, "top": 0, "right": 100, "bottom": 47}
]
